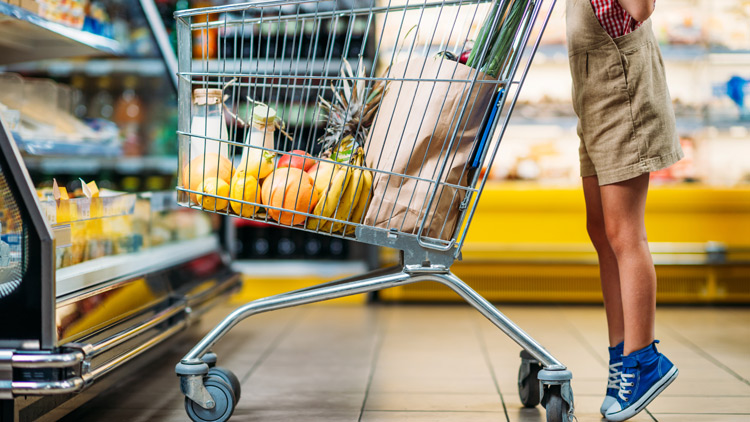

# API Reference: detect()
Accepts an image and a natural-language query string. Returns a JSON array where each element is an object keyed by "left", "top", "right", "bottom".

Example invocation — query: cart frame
[{"left": 174, "top": 1, "right": 574, "bottom": 421}]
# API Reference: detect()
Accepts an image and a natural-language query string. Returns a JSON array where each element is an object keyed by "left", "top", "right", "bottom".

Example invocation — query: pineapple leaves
[{"left": 316, "top": 57, "right": 385, "bottom": 156}]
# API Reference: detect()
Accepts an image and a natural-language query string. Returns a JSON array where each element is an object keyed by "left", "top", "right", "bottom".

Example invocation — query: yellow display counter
[{"left": 380, "top": 182, "right": 750, "bottom": 304}]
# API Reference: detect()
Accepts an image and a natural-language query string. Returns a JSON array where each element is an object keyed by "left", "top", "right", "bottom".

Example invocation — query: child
[{"left": 565, "top": 0, "right": 681, "bottom": 420}]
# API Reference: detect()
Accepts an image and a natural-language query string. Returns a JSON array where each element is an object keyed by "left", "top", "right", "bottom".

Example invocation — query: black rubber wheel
[
  {"left": 209, "top": 367, "right": 242, "bottom": 401},
  {"left": 545, "top": 385, "right": 569, "bottom": 422},
  {"left": 185, "top": 376, "right": 235, "bottom": 422},
  {"left": 518, "top": 361, "right": 541, "bottom": 407}
]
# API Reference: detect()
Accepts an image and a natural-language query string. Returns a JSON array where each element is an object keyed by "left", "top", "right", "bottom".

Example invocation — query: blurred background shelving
[{"left": 0, "top": 1, "right": 240, "bottom": 421}]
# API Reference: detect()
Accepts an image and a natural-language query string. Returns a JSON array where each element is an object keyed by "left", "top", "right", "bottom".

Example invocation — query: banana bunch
[{"left": 306, "top": 146, "right": 373, "bottom": 234}]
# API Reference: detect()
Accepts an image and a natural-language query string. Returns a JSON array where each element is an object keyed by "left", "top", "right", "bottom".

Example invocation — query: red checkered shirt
[{"left": 590, "top": 0, "right": 646, "bottom": 38}]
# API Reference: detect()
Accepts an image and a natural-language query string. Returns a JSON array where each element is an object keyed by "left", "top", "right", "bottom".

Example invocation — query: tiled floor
[{"left": 63, "top": 303, "right": 750, "bottom": 422}]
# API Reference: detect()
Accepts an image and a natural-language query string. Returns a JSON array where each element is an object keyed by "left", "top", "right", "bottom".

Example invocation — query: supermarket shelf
[
  {"left": 23, "top": 155, "right": 178, "bottom": 175},
  {"left": 530, "top": 44, "right": 750, "bottom": 65},
  {"left": 0, "top": 2, "right": 123, "bottom": 65},
  {"left": 13, "top": 132, "right": 122, "bottom": 157},
  {"left": 56, "top": 235, "right": 220, "bottom": 297},
  {"left": 506, "top": 115, "right": 707, "bottom": 133},
  {"left": 1, "top": 58, "right": 167, "bottom": 77},
  {"left": 457, "top": 241, "right": 740, "bottom": 266},
  {"left": 709, "top": 50, "right": 750, "bottom": 65},
  {"left": 39, "top": 193, "right": 137, "bottom": 227}
]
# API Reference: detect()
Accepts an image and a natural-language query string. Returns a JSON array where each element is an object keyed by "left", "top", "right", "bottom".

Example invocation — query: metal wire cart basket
[{"left": 174, "top": 1, "right": 572, "bottom": 421}]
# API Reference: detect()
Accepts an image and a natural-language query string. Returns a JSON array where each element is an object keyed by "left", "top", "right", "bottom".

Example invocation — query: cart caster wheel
[
  {"left": 209, "top": 367, "right": 242, "bottom": 400},
  {"left": 518, "top": 360, "right": 541, "bottom": 407},
  {"left": 185, "top": 376, "right": 235, "bottom": 422},
  {"left": 544, "top": 385, "right": 569, "bottom": 422},
  {"left": 201, "top": 352, "right": 218, "bottom": 368}
]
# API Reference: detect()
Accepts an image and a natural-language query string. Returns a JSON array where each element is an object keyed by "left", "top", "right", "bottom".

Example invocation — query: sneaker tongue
[{"left": 608, "top": 342, "right": 624, "bottom": 362}]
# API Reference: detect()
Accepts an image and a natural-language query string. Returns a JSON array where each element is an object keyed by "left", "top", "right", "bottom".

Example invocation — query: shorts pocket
[
  {"left": 618, "top": 42, "right": 659, "bottom": 96},
  {"left": 577, "top": 48, "right": 627, "bottom": 117}
]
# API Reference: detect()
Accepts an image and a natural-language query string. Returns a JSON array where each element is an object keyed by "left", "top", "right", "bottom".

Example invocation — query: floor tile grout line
[
  {"left": 357, "top": 305, "right": 388, "bottom": 422},
  {"left": 661, "top": 323, "right": 750, "bottom": 387},
  {"left": 239, "top": 307, "right": 310, "bottom": 384},
  {"left": 558, "top": 306, "right": 608, "bottom": 367},
  {"left": 364, "top": 409, "right": 508, "bottom": 414},
  {"left": 472, "top": 313, "right": 512, "bottom": 422},
  {"left": 645, "top": 408, "right": 659, "bottom": 421}
]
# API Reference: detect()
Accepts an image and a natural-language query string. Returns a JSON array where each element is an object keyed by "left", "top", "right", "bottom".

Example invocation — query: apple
[
  {"left": 277, "top": 149, "right": 315, "bottom": 172},
  {"left": 459, "top": 49, "right": 471, "bottom": 64}
]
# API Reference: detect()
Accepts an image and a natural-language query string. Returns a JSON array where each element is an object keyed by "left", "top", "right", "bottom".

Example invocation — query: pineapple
[{"left": 318, "top": 58, "right": 386, "bottom": 160}]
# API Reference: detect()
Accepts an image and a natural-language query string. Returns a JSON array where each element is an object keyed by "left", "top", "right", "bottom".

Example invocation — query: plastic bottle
[
  {"left": 88, "top": 77, "right": 114, "bottom": 119},
  {"left": 114, "top": 76, "right": 144, "bottom": 156}
]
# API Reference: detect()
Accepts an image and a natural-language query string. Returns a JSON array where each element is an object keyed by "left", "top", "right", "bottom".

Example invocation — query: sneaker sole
[{"left": 606, "top": 366, "right": 679, "bottom": 422}]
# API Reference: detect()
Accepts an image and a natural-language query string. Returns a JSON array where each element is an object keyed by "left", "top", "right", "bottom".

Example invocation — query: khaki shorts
[{"left": 568, "top": 10, "right": 683, "bottom": 185}]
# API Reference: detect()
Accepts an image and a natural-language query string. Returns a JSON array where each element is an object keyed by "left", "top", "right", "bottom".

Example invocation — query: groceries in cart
[
  {"left": 180, "top": 59, "right": 380, "bottom": 235},
  {"left": 178, "top": 0, "right": 534, "bottom": 243}
]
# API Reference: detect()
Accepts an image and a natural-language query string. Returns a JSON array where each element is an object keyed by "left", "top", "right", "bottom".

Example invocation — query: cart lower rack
[{"left": 173, "top": 0, "right": 573, "bottom": 421}]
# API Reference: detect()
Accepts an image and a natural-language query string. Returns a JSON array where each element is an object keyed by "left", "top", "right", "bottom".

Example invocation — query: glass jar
[
  {"left": 190, "top": 88, "right": 229, "bottom": 159},
  {"left": 240, "top": 104, "right": 276, "bottom": 163}
]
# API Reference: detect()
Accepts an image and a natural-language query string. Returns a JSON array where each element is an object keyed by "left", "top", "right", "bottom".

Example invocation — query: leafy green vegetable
[{"left": 467, "top": 0, "right": 530, "bottom": 78}]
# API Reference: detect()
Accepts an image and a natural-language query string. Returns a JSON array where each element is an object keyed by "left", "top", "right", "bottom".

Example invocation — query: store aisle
[{"left": 63, "top": 304, "right": 750, "bottom": 422}]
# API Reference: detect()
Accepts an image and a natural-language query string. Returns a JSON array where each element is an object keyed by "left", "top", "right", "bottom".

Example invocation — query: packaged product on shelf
[
  {"left": 113, "top": 76, "right": 144, "bottom": 156},
  {"left": 191, "top": 1, "right": 217, "bottom": 59},
  {"left": 0, "top": 102, "right": 20, "bottom": 132},
  {"left": 651, "top": 137, "right": 697, "bottom": 184},
  {"left": 89, "top": 76, "right": 114, "bottom": 120},
  {"left": 20, "top": 0, "right": 41, "bottom": 15},
  {"left": 0, "top": 73, "right": 22, "bottom": 132},
  {"left": 33, "top": 0, "right": 88, "bottom": 29},
  {"left": 45, "top": 187, "right": 215, "bottom": 270},
  {"left": 705, "top": 1, "right": 750, "bottom": 50},
  {"left": 83, "top": 1, "right": 113, "bottom": 38}
]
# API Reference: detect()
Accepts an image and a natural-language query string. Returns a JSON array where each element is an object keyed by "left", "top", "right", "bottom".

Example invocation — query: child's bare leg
[
  {"left": 582, "top": 176, "right": 624, "bottom": 347},
  {"left": 600, "top": 173, "right": 656, "bottom": 355}
]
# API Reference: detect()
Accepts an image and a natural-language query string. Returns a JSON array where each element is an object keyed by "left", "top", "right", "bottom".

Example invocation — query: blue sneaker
[
  {"left": 605, "top": 340, "right": 678, "bottom": 421},
  {"left": 600, "top": 341, "right": 624, "bottom": 416}
]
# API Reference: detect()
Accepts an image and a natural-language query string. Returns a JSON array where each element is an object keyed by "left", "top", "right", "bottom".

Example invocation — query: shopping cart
[{"left": 173, "top": 1, "right": 572, "bottom": 421}]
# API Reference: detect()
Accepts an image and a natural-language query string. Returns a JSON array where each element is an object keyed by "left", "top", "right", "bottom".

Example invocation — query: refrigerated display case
[{"left": 0, "top": 2, "right": 239, "bottom": 421}]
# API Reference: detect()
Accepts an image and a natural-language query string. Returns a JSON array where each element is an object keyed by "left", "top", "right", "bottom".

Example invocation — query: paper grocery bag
[{"left": 364, "top": 57, "right": 496, "bottom": 241}]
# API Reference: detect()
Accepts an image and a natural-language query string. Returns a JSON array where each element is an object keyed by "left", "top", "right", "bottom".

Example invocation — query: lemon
[
  {"left": 196, "top": 177, "right": 230, "bottom": 211},
  {"left": 230, "top": 174, "right": 260, "bottom": 217}
]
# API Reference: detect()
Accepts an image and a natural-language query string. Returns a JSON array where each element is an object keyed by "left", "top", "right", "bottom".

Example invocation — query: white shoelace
[
  {"left": 607, "top": 362, "right": 623, "bottom": 389},
  {"left": 619, "top": 372, "right": 635, "bottom": 401}
]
